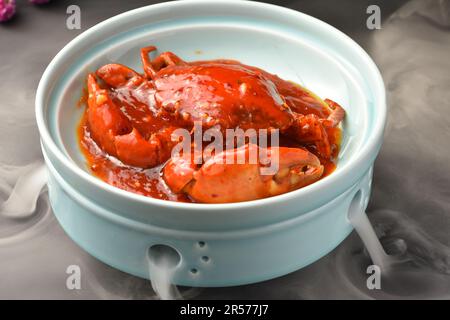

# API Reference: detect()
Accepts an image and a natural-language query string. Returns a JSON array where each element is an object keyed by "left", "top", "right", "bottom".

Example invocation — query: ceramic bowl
[{"left": 35, "top": 0, "right": 386, "bottom": 287}]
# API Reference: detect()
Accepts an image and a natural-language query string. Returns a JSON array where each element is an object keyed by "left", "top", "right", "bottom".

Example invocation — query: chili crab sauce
[{"left": 78, "top": 62, "right": 342, "bottom": 203}]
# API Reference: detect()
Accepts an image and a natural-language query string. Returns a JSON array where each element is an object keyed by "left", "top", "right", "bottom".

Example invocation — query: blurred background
[{"left": 1, "top": 0, "right": 450, "bottom": 299}]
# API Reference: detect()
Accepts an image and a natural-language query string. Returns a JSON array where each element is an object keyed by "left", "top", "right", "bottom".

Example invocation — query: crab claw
[
  {"left": 96, "top": 63, "right": 143, "bottom": 88},
  {"left": 163, "top": 144, "right": 324, "bottom": 203},
  {"left": 87, "top": 73, "right": 132, "bottom": 156},
  {"left": 86, "top": 73, "right": 174, "bottom": 168}
]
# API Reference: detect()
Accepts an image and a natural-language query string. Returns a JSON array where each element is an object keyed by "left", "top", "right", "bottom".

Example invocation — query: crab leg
[
  {"left": 163, "top": 144, "right": 324, "bottom": 203},
  {"left": 323, "top": 98, "right": 345, "bottom": 128},
  {"left": 86, "top": 73, "right": 174, "bottom": 168},
  {"left": 96, "top": 63, "right": 143, "bottom": 88},
  {"left": 140, "top": 46, "right": 187, "bottom": 79},
  {"left": 291, "top": 98, "right": 345, "bottom": 159}
]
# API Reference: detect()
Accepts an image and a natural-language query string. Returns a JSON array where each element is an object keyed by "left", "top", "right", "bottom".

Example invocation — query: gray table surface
[{"left": 1, "top": 0, "right": 450, "bottom": 299}]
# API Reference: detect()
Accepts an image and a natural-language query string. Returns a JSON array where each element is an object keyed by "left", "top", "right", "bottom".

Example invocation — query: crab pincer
[
  {"left": 86, "top": 73, "right": 132, "bottom": 156},
  {"left": 163, "top": 144, "right": 324, "bottom": 203},
  {"left": 86, "top": 73, "right": 175, "bottom": 168}
]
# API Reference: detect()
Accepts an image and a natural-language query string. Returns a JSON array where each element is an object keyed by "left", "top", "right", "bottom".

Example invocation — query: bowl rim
[{"left": 35, "top": 0, "right": 386, "bottom": 211}]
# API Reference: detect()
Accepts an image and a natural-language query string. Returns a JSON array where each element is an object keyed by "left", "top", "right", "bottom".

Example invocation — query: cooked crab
[{"left": 83, "top": 46, "right": 345, "bottom": 203}]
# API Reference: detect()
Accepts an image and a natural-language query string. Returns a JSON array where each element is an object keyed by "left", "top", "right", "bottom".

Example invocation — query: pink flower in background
[
  {"left": 0, "top": 0, "right": 16, "bottom": 22},
  {"left": 0, "top": 0, "right": 51, "bottom": 23},
  {"left": 29, "top": 0, "right": 50, "bottom": 4}
]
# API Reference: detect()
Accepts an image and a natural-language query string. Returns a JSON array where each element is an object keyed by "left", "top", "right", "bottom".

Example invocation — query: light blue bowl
[{"left": 35, "top": 0, "right": 386, "bottom": 287}]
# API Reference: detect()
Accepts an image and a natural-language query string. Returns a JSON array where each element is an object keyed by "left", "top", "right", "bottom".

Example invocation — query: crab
[{"left": 85, "top": 46, "right": 345, "bottom": 203}]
